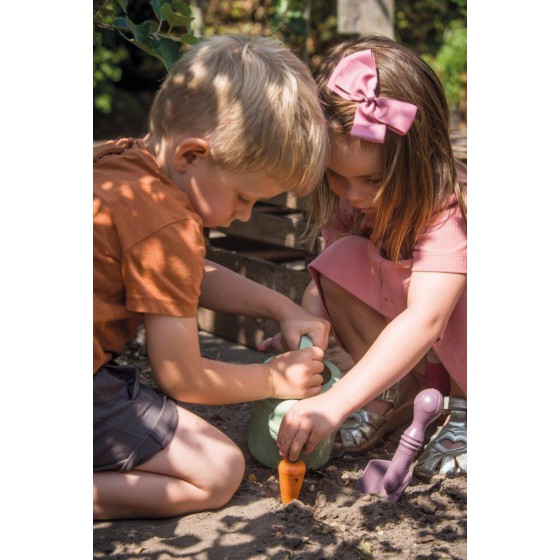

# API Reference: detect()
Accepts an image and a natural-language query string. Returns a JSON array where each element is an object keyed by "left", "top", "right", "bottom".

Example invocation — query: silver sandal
[
  {"left": 334, "top": 374, "right": 420, "bottom": 456},
  {"left": 414, "top": 396, "right": 467, "bottom": 478}
]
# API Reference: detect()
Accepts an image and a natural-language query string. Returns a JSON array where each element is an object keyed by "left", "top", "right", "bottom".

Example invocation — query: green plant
[
  {"left": 422, "top": 21, "right": 466, "bottom": 111},
  {"left": 94, "top": 0, "right": 467, "bottom": 135},
  {"left": 94, "top": 0, "right": 197, "bottom": 69},
  {"left": 395, "top": 0, "right": 466, "bottom": 111},
  {"left": 93, "top": 0, "right": 198, "bottom": 114}
]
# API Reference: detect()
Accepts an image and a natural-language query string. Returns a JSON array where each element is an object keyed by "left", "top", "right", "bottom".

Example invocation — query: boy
[{"left": 93, "top": 35, "right": 330, "bottom": 519}]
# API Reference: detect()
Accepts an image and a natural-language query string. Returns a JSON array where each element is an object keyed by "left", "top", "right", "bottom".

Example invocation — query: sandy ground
[{"left": 93, "top": 330, "right": 466, "bottom": 559}]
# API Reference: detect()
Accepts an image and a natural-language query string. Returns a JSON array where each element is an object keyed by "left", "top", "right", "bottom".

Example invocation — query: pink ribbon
[{"left": 327, "top": 50, "right": 418, "bottom": 143}]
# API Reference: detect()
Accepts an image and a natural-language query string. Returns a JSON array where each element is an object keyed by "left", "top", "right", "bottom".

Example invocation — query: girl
[{"left": 265, "top": 35, "right": 467, "bottom": 478}]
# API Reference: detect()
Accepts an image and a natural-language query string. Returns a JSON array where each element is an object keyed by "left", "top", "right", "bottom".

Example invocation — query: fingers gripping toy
[
  {"left": 247, "top": 335, "right": 340, "bottom": 503},
  {"left": 248, "top": 336, "right": 340, "bottom": 470}
]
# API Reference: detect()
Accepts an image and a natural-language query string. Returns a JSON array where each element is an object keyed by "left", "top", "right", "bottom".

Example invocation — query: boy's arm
[
  {"left": 199, "top": 260, "right": 330, "bottom": 350},
  {"left": 144, "top": 313, "right": 325, "bottom": 404},
  {"left": 259, "top": 279, "right": 329, "bottom": 353}
]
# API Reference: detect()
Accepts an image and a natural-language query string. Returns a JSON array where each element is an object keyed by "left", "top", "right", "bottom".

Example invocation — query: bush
[{"left": 93, "top": 0, "right": 467, "bottom": 138}]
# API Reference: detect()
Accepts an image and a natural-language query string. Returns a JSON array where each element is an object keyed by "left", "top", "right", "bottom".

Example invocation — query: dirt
[{"left": 93, "top": 330, "right": 466, "bottom": 559}]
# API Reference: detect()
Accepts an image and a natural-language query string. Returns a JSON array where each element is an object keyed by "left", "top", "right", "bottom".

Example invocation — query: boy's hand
[
  {"left": 267, "top": 346, "right": 326, "bottom": 399},
  {"left": 275, "top": 393, "right": 345, "bottom": 461},
  {"left": 258, "top": 309, "right": 330, "bottom": 353}
]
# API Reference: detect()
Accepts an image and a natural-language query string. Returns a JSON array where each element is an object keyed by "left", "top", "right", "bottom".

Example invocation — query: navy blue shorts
[{"left": 93, "top": 362, "right": 178, "bottom": 472}]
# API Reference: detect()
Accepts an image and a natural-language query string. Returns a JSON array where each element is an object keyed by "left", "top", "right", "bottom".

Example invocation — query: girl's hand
[
  {"left": 258, "top": 307, "right": 330, "bottom": 353},
  {"left": 257, "top": 332, "right": 286, "bottom": 353},
  {"left": 267, "top": 346, "right": 326, "bottom": 399},
  {"left": 276, "top": 393, "right": 345, "bottom": 461}
]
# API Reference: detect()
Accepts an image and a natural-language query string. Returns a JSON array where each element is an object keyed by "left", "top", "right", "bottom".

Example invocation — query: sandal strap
[
  {"left": 443, "top": 396, "right": 467, "bottom": 412},
  {"left": 378, "top": 373, "right": 419, "bottom": 407},
  {"left": 415, "top": 400, "right": 467, "bottom": 478}
]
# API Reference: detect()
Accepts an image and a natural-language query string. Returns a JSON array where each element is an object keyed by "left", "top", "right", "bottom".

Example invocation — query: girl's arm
[
  {"left": 201, "top": 260, "right": 330, "bottom": 350},
  {"left": 143, "top": 314, "right": 326, "bottom": 404},
  {"left": 276, "top": 270, "right": 466, "bottom": 460},
  {"left": 301, "top": 279, "right": 328, "bottom": 318}
]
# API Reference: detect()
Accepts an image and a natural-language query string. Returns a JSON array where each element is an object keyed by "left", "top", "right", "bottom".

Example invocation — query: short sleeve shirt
[
  {"left": 322, "top": 196, "right": 466, "bottom": 274},
  {"left": 93, "top": 138, "right": 206, "bottom": 373}
]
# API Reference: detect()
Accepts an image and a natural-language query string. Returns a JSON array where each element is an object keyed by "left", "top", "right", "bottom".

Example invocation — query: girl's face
[{"left": 326, "top": 135, "right": 384, "bottom": 214}]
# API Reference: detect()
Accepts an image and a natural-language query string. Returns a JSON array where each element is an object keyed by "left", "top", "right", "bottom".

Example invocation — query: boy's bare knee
[
  {"left": 217, "top": 445, "right": 245, "bottom": 494},
  {"left": 205, "top": 444, "right": 245, "bottom": 509}
]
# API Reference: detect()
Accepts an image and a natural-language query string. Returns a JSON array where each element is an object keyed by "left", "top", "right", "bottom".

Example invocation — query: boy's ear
[{"left": 172, "top": 137, "right": 210, "bottom": 171}]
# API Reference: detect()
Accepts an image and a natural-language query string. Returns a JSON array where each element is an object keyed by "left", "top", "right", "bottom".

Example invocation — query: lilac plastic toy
[{"left": 355, "top": 388, "right": 444, "bottom": 502}]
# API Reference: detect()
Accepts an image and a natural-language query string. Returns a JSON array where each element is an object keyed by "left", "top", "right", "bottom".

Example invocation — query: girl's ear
[{"left": 172, "top": 137, "right": 210, "bottom": 171}]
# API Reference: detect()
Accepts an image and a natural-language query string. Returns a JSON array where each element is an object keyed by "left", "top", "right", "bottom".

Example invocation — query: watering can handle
[{"left": 299, "top": 335, "right": 314, "bottom": 350}]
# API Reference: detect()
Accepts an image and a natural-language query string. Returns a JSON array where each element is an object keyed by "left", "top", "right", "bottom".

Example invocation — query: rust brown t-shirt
[{"left": 93, "top": 138, "right": 205, "bottom": 373}]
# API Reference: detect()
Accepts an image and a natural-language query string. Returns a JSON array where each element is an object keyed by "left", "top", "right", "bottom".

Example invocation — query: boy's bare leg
[{"left": 93, "top": 405, "right": 245, "bottom": 520}]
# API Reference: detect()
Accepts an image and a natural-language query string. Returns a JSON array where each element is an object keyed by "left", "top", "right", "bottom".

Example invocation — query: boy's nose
[{"left": 235, "top": 207, "right": 252, "bottom": 222}]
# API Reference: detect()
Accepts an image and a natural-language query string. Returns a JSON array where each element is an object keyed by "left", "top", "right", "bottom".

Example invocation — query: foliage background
[{"left": 93, "top": 0, "right": 466, "bottom": 140}]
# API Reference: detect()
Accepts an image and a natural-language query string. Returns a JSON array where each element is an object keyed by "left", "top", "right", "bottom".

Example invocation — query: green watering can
[{"left": 247, "top": 335, "right": 341, "bottom": 470}]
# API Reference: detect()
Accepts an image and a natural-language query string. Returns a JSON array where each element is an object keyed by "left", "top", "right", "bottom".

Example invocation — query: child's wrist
[
  {"left": 264, "top": 362, "right": 278, "bottom": 398},
  {"left": 266, "top": 293, "right": 298, "bottom": 325}
]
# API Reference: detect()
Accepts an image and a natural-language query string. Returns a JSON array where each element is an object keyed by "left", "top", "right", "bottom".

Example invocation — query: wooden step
[
  {"left": 199, "top": 240, "right": 312, "bottom": 347},
  {"left": 216, "top": 206, "right": 320, "bottom": 254}
]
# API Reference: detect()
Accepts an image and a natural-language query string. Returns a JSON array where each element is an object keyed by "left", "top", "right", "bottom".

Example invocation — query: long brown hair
[{"left": 307, "top": 35, "right": 466, "bottom": 261}]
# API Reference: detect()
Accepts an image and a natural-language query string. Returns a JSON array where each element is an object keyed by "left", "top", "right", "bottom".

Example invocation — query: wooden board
[
  {"left": 199, "top": 244, "right": 312, "bottom": 347},
  {"left": 265, "top": 192, "right": 302, "bottom": 210},
  {"left": 216, "top": 206, "right": 324, "bottom": 255},
  {"left": 337, "top": 0, "right": 394, "bottom": 37}
]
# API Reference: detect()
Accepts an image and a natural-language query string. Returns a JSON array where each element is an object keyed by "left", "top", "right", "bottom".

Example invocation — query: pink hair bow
[{"left": 327, "top": 50, "right": 417, "bottom": 143}]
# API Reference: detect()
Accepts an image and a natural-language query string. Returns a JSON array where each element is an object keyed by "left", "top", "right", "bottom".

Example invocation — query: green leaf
[
  {"left": 161, "top": 2, "right": 193, "bottom": 29},
  {"left": 151, "top": 37, "right": 181, "bottom": 71},
  {"left": 180, "top": 32, "right": 198, "bottom": 45},
  {"left": 172, "top": 2, "right": 192, "bottom": 17},
  {"left": 112, "top": 17, "right": 131, "bottom": 31},
  {"left": 130, "top": 39, "right": 166, "bottom": 66},
  {"left": 94, "top": 92, "right": 113, "bottom": 114},
  {"left": 131, "top": 21, "right": 153, "bottom": 43},
  {"left": 116, "top": 0, "right": 128, "bottom": 13},
  {"left": 150, "top": 0, "right": 164, "bottom": 20},
  {"left": 144, "top": 19, "right": 159, "bottom": 34},
  {"left": 161, "top": 3, "right": 178, "bottom": 28}
]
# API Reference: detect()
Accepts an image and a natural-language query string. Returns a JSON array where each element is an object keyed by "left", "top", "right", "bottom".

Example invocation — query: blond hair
[
  {"left": 308, "top": 35, "right": 466, "bottom": 261},
  {"left": 148, "top": 34, "right": 328, "bottom": 196}
]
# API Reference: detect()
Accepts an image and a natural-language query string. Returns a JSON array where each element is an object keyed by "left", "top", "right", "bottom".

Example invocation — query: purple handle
[{"left": 382, "top": 388, "right": 443, "bottom": 494}]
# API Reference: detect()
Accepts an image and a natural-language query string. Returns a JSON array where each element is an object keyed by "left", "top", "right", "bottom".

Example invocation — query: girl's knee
[{"left": 319, "top": 275, "right": 342, "bottom": 302}]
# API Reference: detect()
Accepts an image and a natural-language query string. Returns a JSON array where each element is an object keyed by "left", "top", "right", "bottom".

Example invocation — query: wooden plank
[
  {"left": 197, "top": 309, "right": 279, "bottom": 349},
  {"left": 266, "top": 192, "right": 302, "bottom": 209},
  {"left": 451, "top": 133, "right": 467, "bottom": 162},
  {"left": 209, "top": 236, "right": 307, "bottom": 263},
  {"left": 337, "top": 0, "right": 394, "bottom": 37},
  {"left": 200, "top": 244, "right": 312, "bottom": 347},
  {"left": 205, "top": 244, "right": 311, "bottom": 298},
  {"left": 216, "top": 208, "right": 311, "bottom": 252}
]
